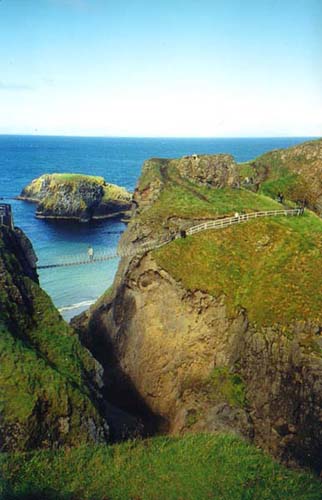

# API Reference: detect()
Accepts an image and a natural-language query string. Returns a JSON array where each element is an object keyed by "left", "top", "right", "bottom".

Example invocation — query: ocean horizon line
[{"left": 0, "top": 133, "right": 319, "bottom": 140}]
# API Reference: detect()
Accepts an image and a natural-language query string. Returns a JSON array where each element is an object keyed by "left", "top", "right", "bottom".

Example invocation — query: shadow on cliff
[
  {"left": 102, "top": 365, "right": 167, "bottom": 440},
  {"left": 73, "top": 297, "right": 168, "bottom": 440}
]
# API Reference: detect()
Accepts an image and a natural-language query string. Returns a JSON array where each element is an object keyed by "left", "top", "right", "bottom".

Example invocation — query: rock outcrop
[
  {"left": 0, "top": 224, "right": 111, "bottom": 451},
  {"left": 135, "top": 154, "right": 239, "bottom": 213},
  {"left": 176, "top": 153, "right": 238, "bottom": 187},
  {"left": 75, "top": 140, "right": 322, "bottom": 472},
  {"left": 18, "top": 173, "right": 132, "bottom": 222}
]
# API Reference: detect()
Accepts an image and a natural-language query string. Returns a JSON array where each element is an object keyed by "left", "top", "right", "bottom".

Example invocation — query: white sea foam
[{"left": 58, "top": 300, "right": 95, "bottom": 313}]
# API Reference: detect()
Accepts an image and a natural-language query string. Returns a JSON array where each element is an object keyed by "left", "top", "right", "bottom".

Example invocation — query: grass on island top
[
  {"left": 1, "top": 433, "right": 322, "bottom": 500},
  {"left": 47, "top": 174, "right": 131, "bottom": 199},
  {"left": 43, "top": 173, "right": 105, "bottom": 184},
  {"left": 24, "top": 173, "right": 131, "bottom": 203},
  {"left": 154, "top": 211, "right": 322, "bottom": 328}
]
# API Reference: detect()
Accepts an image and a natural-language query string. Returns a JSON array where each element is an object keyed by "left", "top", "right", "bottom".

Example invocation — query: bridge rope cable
[{"left": 37, "top": 208, "right": 302, "bottom": 269}]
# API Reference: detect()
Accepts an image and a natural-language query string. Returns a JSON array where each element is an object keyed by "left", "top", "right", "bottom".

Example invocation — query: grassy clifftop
[
  {"left": 132, "top": 141, "right": 322, "bottom": 328},
  {"left": 155, "top": 213, "right": 322, "bottom": 327},
  {"left": 2, "top": 433, "right": 322, "bottom": 500}
]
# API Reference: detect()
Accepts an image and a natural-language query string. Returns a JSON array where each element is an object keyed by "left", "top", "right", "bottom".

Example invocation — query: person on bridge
[{"left": 87, "top": 246, "right": 94, "bottom": 261}]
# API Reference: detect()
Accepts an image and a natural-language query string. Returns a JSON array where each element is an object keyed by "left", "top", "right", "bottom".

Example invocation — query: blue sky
[{"left": 0, "top": 0, "right": 321, "bottom": 137}]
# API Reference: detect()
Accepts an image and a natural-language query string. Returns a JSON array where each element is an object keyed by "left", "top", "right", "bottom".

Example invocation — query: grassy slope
[
  {"left": 1, "top": 433, "right": 322, "bottom": 500},
  {"left": 138, "top": 162, "right": 281, "bottom": 230},
  {"left": 0, "top": 228, "right": 104, "bottom": 447},
  {"left": 102, "top": 182, "right": 132, "bottom": 202},
  {"left": 132, "top": 155, "right": 322, "bottom": 327},
  {"left": 238, "top": 138, "right": 322, "bottom": 207},
  {"left": 154, "top": 212, "right": 322, "bottom": 326}
]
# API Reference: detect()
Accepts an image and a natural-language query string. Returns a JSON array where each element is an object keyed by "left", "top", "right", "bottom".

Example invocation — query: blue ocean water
[{"left": 0, "top": 135, "right": 314, "bottom": 320}]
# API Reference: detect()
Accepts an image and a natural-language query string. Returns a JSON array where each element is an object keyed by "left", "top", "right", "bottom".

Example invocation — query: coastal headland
[
  {"left": 1, "top": 138, "right": 322, "bottom": 499},
  {"left": 75, "top": 138, "right": 322, "bottom": 472}
]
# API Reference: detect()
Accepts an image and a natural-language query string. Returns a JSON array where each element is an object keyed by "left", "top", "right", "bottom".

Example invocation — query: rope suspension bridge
[{"left": 37, "top": 208, "right": 303, "bottom": 270}]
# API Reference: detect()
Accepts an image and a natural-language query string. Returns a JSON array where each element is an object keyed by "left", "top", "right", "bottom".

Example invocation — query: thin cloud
[{"left": 0, "top": 81, "right": 34, "bottom": 91}]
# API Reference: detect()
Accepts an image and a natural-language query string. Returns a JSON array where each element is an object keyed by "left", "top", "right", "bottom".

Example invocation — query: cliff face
[
  {"left": 18, "top": 173, "right": 132, "bottom": 222},
  {"left": 175, "top": 153, "right": 238, "bottom": 187},
  {"left": 0, "top": 225, "right": 112, "bottom": 451},
  {"left": 80, "top": 245, "right": 322, "bottom": 470},
  {"left": 75, "top": 140, "right": 322, "bottom": 471}
]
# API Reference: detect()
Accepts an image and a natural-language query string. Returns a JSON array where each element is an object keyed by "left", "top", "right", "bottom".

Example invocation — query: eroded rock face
[
  {"left": 78, "top": 251, "right": 322, "bottom": 471},
  {"left": 18, "top": 173, "right": 132, "bottom": 222},
  {"left": 239, "top": 325, "right": 322, "bottom": 469},
  {"left": 176, "top": 154, "right": 238, "bottom": 188},
  {"left": 98, "top": 256, "right": 251, "bottom": 432},
  {"left": 132, "top": 154, "right": 239, "bottom": 214}
]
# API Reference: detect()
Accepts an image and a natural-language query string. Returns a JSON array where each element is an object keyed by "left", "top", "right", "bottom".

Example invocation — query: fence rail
[
  {"left": 186, "top": 208, "right": 302, "bottom": 235},
  {"left": 37, "top": 208, "right": 303, "bottom": 269}
]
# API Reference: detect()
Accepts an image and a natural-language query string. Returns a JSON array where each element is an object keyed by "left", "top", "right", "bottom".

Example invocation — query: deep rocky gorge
[
  {"left": 18, "top": 173, "right": 132, "bottom": 222},
  {"left": 74, "top": 139, "right": 322, "bottom": 472}
]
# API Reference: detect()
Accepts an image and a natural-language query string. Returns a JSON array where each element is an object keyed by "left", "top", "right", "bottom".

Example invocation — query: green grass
[
  {"left": 102, "top": 183, "right": 132, "bottom": 202},
  {"left": 208, "top": 367, "right": 246, "bottom": 408},
  {"left": 246, "top": 139, "right": 322, "bottom": 211},
  {"left": 0, "top": 227, "right": 104, "bottom": 447},
  {"left": 139, "top": 182, "right": 281, "bottom": 230},
  {"left": 256, "top": 165, "right": 307, "bottom": 205},
  {"left": 154, "top": 212, "right": 322, "bottom": 327},
  {"left": 26, "top": 278, "right": 97, "bottom": 386},
  {"left": 1, "top": 433, "right": 321, "bottom": 500},
  {"left": 237, "top": 162, "right": 256, "bottom": 179},
  {"left": 133, "top": 158, "right": 322, "bottom": 327},
  {"left": 0, "top": 299, "right": 103, "bottom": 446},
  {"left": 0, "top": 322, "right": 98, "bottom": 433},
  {"left": 48, "top": 173, "right": 105, "bottom": 184}
]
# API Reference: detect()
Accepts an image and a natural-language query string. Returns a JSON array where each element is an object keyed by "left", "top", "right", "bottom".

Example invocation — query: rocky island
[{"left": 18, "top": 173, "right": 132, "bottom": 222}]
